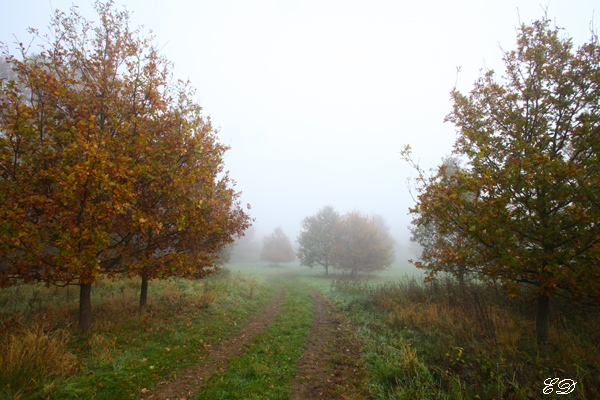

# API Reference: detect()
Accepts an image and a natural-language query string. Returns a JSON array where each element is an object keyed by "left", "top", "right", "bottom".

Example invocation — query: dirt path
[
  {"left": 150, "top": 284, "right": 286, "bottom": 400},
  {"left": 289, "top": 284, "right": 367, "bottom": 400}
]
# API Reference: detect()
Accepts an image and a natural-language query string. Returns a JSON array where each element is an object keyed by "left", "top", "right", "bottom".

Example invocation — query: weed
[
  {"left": 332, "top": 274, "right": 600, "bottom": 399},
  {"left": 0, "top": 272, "right": 270, "bottom": 399},
  {"left": 0, "top": 325, "right": 79, "bottom": 398}
]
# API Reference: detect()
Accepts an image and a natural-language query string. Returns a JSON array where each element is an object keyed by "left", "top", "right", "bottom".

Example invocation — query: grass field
[
  {"left": 1, "top": 260, "right": 598, "bottom": 399},
  {"left": 0, "top": 270, "right": 275, "bottom": 399}
]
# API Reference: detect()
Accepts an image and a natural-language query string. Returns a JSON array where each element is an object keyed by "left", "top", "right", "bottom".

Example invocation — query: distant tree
[
  {"left": 408, "top": 156, "right": 474, "bottom": 284},
  {"left": 232, "top": 225, "right": 261, "bottom": 262},
  {"left": 370, "top": 214, "right": 396, "bottom": 263},
  {"left": 260, "top": 227, "right": 295, "bottom": 266},
  {"left": 330, "top": 211, "right": 394, "bottom": 275},
  {"left": 297, "top": 205, "right": 339, "bottom": 275},
  {"left": 213, "top": 243, "right": 235, "bottom": 266},
  {"left": 404, "top": 18, "right": 600, "bottom": 344}
]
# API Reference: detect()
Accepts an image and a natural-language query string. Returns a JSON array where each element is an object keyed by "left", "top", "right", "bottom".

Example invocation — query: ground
[{"left": 146, "top": 270, "right": 369, "bottom": 399}]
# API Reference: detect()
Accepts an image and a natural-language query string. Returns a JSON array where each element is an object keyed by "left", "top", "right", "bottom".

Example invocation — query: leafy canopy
[
  {"left": 0, "top": 1, "right": 250, "bottom": 329},
  {"left": 296, "top": 205, "right": 339, "bottom": 274},
  {"left": 330, "top": 211, "right": 394, "bottom": 275},
  {"left": 405, "top": 17, "right": 600, "bottom": 341},
  {"left": 260, "top": 227, "right": 295, "bottom": 266}
]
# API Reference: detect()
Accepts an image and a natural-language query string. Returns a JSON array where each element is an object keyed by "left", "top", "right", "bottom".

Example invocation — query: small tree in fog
[
  {"left": 297, "top": 205, "right": 339, "bottom": 275},
  {"left": 370, "top": 214, "right": 396, "bottom": 263},
  {"left": 260, "top": 227, "right": 295, "bottom": 266},
  {"left": 408, "top": 156, "right": 474, "bottom": 284},
  {"left": 213, "top": 243, "right": 234, "bottom": 266},
  {"left": 330, "top": 211, "right": 394, "bottom": 275},
  {"left": 231, "top": 226, "right": 261, "bottom": 262}
]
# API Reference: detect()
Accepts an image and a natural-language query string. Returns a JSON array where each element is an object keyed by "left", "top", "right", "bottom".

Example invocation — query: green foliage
[
  {"left": 330, "top": 211, "right": 394, "bottom": 275},
  {"left": 405, "top": 17, "right": 600, "bottom": 342},
  {"left": 296, "top": 205, "right": 339, "bottom": 275}
]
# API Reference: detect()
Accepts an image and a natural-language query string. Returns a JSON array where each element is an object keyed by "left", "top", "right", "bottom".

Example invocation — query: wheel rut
[
  {"left": 150, "top": 283, "right": 286, "bottom": 400},
  {"left": 288, "top": 282, "right": 367, "bottom": 400}
]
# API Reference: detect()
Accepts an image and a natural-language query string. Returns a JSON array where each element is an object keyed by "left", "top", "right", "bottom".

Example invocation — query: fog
[{"left": 2, "top": 0, "right": 597, "bottom": 256}]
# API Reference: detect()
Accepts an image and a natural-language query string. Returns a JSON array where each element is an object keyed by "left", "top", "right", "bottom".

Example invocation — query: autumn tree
[
  {"left": 0, "top": 1, "right": 250, "bottom": 330},
  {"left": 408, "top": 156, "right": 474, "bottom": 284},
  {"left": 406, "top": 18, "right": 600, "bottom": 344},
  {"left": 125, "top": 137, "right": 250, "bottom": 309},
  {"left": 260, "top": 227, "right": 295, "bottom": 266},
  {"left": 330, "top": 211, "right": 394, "bottom": 275},
  {"left": 296, "top": 205, "right": 339, "bottom": 275},
  {"left": 370, "top": 214, "right": 396, "bottom": 263},
  {"left": 231, "top": 225, "right": 261, "bottom": 262}
]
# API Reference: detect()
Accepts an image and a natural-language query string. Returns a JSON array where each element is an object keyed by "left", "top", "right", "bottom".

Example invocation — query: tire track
[
  {"left": 289, "top": 284, "right": 367, "bottom": 400},
  {"left": 150, "top": 283, "right": 286, "bottom": 400}
]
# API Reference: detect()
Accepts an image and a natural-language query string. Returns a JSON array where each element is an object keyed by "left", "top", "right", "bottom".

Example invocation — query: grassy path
[
  {"left": 289, "top": 284, "right": 367, "bottom": 399},
  {"left": 151, "top": 284, "right": 286, "bottom": 399},
  {"left": 0, "top": 269, "right": 368, "bottom": 399},
  {"left": 147, "top": 273, "right": 367, "bottom": 400},
  {"left": 189, "top": 276, "right": 313, "bottom": 399}
]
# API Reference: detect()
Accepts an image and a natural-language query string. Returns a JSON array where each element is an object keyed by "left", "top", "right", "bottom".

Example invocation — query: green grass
[
  {"left": 192, "top": 277, "right": 313, "bottom": 399},
  {"left": 0, "top": 270, "right": 274, "bottom": 400},
  {"left": 10, "top": 259, "right": 555, "bottom": 400},
  {"left": 329, "top": 274, "right": 600, "bottom": 399},
  {"left": 228, "top": 258, "right": 423, "bottom": 295}
]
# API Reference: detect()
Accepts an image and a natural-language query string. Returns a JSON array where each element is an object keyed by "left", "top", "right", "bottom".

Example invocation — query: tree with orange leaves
[
  {"left": 260, "top": 227, "right": 295, "bottom": 267},
  {"left": 0, "top": 1, "right": 250, "bottom": 331},
  {"left": 405, "top": 18, "right": 600, "bottom": 344},
  {"left": 330, "top": 211, "right": 394, "bottom": 276}
]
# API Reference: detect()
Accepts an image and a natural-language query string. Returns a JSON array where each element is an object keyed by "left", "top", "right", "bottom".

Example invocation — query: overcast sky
[{"left": 1, "top": 0, "right": 598, "bottom": 250}]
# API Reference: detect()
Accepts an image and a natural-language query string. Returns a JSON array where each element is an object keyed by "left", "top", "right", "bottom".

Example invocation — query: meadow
[{"left": 1, "top": 258, "right": 598, "bottom": 399}]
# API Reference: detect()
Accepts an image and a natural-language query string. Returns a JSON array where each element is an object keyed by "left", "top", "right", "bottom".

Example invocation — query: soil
[
  {"left": 147, "top": 274, "right": 367, "bottom": 400},
  {"left": 149, "top": 284, "right": 286, "bottom": 400},
  {"left": 289, "top": 284, "right": 368, "bottom": 400}
]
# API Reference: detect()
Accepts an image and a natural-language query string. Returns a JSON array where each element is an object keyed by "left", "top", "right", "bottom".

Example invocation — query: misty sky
[{"left": 1, "top": 0, "right": 598, "bottom": 251}]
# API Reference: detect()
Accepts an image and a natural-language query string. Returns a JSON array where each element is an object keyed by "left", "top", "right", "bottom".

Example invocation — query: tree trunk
[
  {"left": 457, "top": 265, "right": 465, "bottom": 287},
  {"left": 325, "top": 264, "right": 329, "bottom": 276},
  {"left": 79, "top": 282, "right": 92, "bottom": 333},
  {"left": 140, "top": 273, "right": 148, "bottom": 309},
  {"left": 536, "top": 294, "right": 550, "bottom": 347}
]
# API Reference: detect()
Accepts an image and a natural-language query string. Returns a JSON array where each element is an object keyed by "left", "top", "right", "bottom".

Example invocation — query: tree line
[
  {"left": 260, "top": 206, "right": 396, "bottom": 275},
  {"left": 0, "top": 1, "right": 250, "bottom": 332}
]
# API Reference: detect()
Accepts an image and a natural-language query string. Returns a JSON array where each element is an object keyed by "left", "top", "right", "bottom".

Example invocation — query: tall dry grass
[
  {"left": 0, "top": 325, "right": 79, "bottom": 397},
  {"left": 333, "top": 274, "right": 600, "bottom": 399},
  {"left": 0, "top": 272, "right": 234, "bottom": 398}
]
